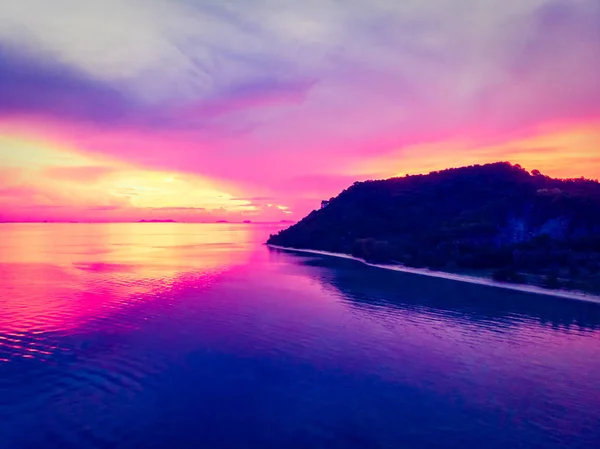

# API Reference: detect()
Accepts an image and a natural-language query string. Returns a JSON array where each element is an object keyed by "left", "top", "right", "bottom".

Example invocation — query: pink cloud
[
  {"left": 0, "top": 185, "right": 41, "bottom": 201},
  {"left": 1, "top": 0, "right": 599, "bottom": 222},
  {"left": 42, "top": 166, "right": 115, "bottom": 182}
]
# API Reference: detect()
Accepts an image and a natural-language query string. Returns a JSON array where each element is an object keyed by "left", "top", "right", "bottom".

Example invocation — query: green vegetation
[{"left": 267, "top": 162, "right": 600, "bottom": 293}]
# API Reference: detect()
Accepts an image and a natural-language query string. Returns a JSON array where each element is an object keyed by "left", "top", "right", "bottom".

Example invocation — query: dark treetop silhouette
[{"left": 268, "top": 162, "right": 600, "bottom": 293}]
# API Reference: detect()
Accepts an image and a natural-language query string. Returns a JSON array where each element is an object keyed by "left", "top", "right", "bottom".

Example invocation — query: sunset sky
[{"left": 1, "top": 0, "right": 599, "bottom": 222}]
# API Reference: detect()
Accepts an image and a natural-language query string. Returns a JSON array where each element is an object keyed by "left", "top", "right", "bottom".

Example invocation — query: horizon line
[{"left": 0, "top": 220, "right": 296, "bottom": 224}]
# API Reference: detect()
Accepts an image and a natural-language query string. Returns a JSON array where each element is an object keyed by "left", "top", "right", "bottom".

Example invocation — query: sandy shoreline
[{"left": 268, "top": 244, "right": 600, "bottom": 304}]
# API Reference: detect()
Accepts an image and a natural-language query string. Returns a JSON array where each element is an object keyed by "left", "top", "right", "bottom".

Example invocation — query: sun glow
[
  {"left": 380, "top": 121, "right": 600, "bottom": 180},
  {"left": 0, "top": 132, "right": 280, "bottom": 222}
]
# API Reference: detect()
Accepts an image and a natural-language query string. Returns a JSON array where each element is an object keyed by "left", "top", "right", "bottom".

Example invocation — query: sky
[{"left": 0, "top": 0, "right": 599, "bottom": 222}]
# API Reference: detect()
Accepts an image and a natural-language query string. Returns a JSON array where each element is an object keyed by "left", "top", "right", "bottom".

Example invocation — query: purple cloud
[
  {"left": 0, "top": 45, "right": 135, "bottom": 124},
  {"left": 0, "top": 39, "right": 314, "bottom": 134}
]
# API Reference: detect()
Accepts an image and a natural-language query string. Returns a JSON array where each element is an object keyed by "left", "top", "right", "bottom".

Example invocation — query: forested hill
[{"left": 267, "top": 162, "right": 600, "bottom": 292}]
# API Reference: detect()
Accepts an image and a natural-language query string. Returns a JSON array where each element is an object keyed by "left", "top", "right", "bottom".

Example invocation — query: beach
[{"left": 268, "top": 244, "right": 600, "bottom": 304}]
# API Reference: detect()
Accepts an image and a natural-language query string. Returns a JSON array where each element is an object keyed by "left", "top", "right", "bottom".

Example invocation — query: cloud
[
  {"left": 42, "top": 166, "right": 115, "bottom": 182},
  {"left": 0, "top": 0, "right": 599, "bottom": 221},
  {"left": 85, "top": 205, "right": 122, "bottom": 212},
  {"left": 0, "top": 185, "right": 41, "bottom": 200},
  {"left": 230, "top": 196, "right": 278, "bottom": 202},
  {"left": 0, "top": 43, "right": 312, "bottom": 135},
  {"left": 2, "top": 0, "right": 598, "bottom": 135},
  {"left": 0, "top": 45, "right": 135, "bottom": 124},
  {"left": 0, "top": 0, "right": 322, "bottom": 105},
  {"left": 277, "top": 173, "right": 384, "bottom": 196}
]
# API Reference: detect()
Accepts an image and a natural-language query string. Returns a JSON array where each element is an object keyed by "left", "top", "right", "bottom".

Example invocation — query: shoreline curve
[{"left": 267, "top": 244, "right": 600, "bottom": 304}]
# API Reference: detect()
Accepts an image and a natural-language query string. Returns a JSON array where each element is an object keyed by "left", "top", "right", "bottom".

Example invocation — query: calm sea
[{"left": 0, "top": 223, "right": 599, "bottom": 449}]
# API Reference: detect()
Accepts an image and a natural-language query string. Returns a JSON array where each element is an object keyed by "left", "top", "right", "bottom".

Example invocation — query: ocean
[{"left": 1, "top": 223, "right": 599, "bottom": 448}]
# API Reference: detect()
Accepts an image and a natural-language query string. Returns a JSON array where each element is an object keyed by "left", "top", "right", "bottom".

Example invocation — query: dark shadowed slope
[{"left": 268, "top": 162, "right": 600, "bottom": 293}]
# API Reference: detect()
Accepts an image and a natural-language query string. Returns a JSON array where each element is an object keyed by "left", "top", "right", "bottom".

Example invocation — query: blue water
[{"left": 0, "top": 223, "right": 599, "bottom": 448}]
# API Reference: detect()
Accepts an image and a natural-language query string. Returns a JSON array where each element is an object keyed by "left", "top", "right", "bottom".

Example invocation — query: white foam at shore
[{"left": 268, "top": 245, "right": 600, "bottom": 304}]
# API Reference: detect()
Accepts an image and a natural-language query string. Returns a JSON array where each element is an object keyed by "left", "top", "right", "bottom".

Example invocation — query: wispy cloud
[
  {"left": 42, "top": 166, "right": 115, "bottom": 182},
  {"left": 0, "top": 0, "right": 599, "bottom": 221},
  {"left": 0, "top": 45, "right": 135, "bottom": 124}
]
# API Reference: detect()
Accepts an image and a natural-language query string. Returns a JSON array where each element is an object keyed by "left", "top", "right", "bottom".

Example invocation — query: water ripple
[{"left": 0, "top": 224, "right": 599, "bottom": 449}]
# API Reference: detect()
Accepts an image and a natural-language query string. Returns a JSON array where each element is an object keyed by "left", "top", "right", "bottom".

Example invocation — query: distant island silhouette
[
  {"left": 139, "top": 219, "right": 177, "bottom": 223},
  {"left": 268, "top": 162, "right": 600, "bottom": 294}
]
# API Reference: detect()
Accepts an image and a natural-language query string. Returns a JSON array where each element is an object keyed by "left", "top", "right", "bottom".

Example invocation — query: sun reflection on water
[{"left": 0, "top": 223, "right": 254, "bottom": 338}]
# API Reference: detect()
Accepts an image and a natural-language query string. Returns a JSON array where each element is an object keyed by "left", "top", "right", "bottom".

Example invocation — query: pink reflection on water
[{"left": 0, "top": 223, "right": 260, "bottom": 336}]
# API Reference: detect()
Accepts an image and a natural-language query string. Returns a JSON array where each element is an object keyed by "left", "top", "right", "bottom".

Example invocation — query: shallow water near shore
[
  {"left": 1, "top": 223, "right": 599, "bottom": 449},
  {"left": 268, "top": 245, "right": 600, "bottom": 303}
]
